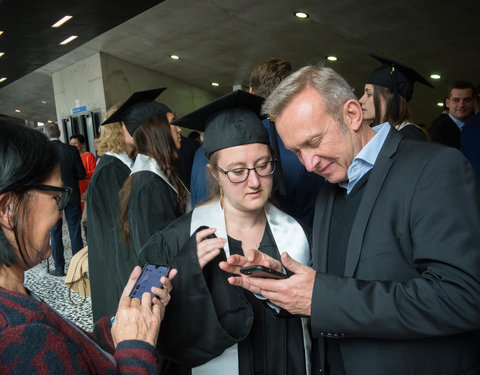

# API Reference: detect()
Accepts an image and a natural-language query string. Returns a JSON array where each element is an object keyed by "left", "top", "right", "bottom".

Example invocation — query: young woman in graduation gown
[
  {"left": 118, "top": 99, "right": 190, "bottom": 256},
  {"left": 359, "top": 54, "right": 433, "bottom": 140},
  {"left": 139, "top": 91, "right": 311, "bottom": 375},
  {"left": 87, "top": 103, "right": 135, "bottom": 322}
]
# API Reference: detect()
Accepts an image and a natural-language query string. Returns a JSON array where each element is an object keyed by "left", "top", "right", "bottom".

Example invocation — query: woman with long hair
[
  {"left": 87, "top": 102, "right": 138, "bottom": 323},
  {"left": 111, "top": 88, "right": 189, "bottom": 257},
  {"left": 359, "top": 54, "right": 434, "bottom": 139},
  {"left": 139, "top": 91, "right": 311, "bottom": 374},
  {"left": 0, "top": 121, "right": 174, "bottom": 374}
]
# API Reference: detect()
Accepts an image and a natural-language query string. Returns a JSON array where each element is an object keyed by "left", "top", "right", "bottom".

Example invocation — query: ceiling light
[
  {"left": 0, "top": 52, "right": 4, "bottom": 58},
  {"left": 326, "top": 56, "right": 338, "bottom": 61},
  {"left": 47, "top": 120, "right": 53, "bottom": 123},
  {"left": 60, "top": 35, "right": 78, "bottom": 45},
  {"left": 430, "top": 74, "right": 441, "bottom": 80},
  {"left": 41, "top": 100, "right": 47, "bottom": 104},
  {"left": 0, "top": 31, "right": 3, "bottom": 36},
  {"left": 52, "top": 16, "right": 72, "bottom": 28},
  {"left": 0, "top": 77, "right": 7, "bottom": 83},
  {"left": 37, "top": 122, "right": 45, "bottom": 126},
  {"left": 294, "top": 11, "right": 309, "bottom": 19},
  {"left": 15, "top": 109, "right": 21, "bottom": 113},
  {"left": 436, "top": 102, "right": 444, "bottom": 107},
  {"left": 169, "top": 55, "right": 180, "bottom": 60},
  {"left": 211, "top": 82, "right": 219, "bottom": 87}
]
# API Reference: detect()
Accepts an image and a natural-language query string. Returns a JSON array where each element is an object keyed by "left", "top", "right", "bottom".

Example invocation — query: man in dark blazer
[
  {"left": 224, "top": 66, "right": 480, "bottom": 374},
  {"left": 428, "top": 80, "right": 475, "bottom": 149},
  {"left": 44, "top": 123, "right": 86, "bottom": 276}
]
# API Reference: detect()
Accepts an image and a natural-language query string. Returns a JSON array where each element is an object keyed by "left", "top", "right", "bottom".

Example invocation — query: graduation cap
[
  {"left": 101, "top": 88, "right": 172, "bottom": 136},
  {"left": 171, "top": 90, "right": 269, "bottom": 158},
  {"left": 366, "top": 54, "right": 434, "bottom": 102}
]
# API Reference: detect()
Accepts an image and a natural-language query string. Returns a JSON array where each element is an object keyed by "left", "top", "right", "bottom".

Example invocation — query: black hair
[
  {"left": 0, "top": 122, "right": 58, "bottom": 267},
  {"left": 70, "top": 133, "right": 86, "bottom": 144}
]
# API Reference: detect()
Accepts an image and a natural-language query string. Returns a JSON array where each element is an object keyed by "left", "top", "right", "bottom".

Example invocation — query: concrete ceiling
[{"left": 0, "top": 0, "right": 479, "bottom": 126}]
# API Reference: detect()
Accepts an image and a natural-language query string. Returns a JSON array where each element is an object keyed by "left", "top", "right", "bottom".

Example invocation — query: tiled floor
[{"left": 24, "top": 223, "right": 94, "bottom": 332}]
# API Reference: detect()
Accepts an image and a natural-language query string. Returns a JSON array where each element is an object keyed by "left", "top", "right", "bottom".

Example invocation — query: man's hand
[
  {"left": 219, "top": 248, "right": 282, "bottom": 275},
  {"left": 227, "top": 252, "right": 316, "bottom": 316}
]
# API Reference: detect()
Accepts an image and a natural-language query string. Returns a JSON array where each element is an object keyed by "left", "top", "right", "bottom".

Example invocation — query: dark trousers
[{"left": 50, "top": 197, "right": 83, "bottom": 271}]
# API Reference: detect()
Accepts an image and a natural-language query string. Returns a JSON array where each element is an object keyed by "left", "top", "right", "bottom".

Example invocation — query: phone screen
[{"left": 129, "top": 264, "right": 169, "bottom": 300}]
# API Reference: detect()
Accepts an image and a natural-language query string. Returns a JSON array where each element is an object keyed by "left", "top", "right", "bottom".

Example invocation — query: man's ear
[
  {"left": 343, "top": 100, "right": 363, "bottom": 131},
  {"left": 0, "top": 193, "right": 14, "bottom": 230}
]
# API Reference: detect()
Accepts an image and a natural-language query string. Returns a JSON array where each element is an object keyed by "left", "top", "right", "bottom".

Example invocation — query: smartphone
[
  {"left": 240, "top": 265, "right": 288, "bottom": 279},
  {"left": 129, "top": 263, "right": 170, "bottom": 300}
]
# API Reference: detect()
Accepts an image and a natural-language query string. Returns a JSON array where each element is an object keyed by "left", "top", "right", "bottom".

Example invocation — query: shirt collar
[
  {"left": 339, "top": 122, "right": 391, "bottom": 193},
  {"left": 449, "top": 113, "right": 466, "bottom": 129}
]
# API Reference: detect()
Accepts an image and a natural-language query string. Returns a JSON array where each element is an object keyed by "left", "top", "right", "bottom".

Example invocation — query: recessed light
[
  {"left": 294, "top": 11, "right": 309, "bottom": 19},
  {"left": 169, "top": 55, "right": 180, "bottom": 60},
  {"left": 60, "top": 35, "right": 78, "bottom": 45},
  {"left": 37, "top": 122, "right": 45, "bottom": 126},
  {"left": 41, "top": 100, "right": 47, "bottom": 104},
  {"left": 0, "top": 77, "right": 7, "bottom": 83},
  {"left": 0, "top": 31, "right": 3, "bottom": 36},
  {"left": 47, "top": 120, "right": 53, "bottom": 123},
  {"left": 436, "top": 102, "right": 444, "bottom": 107},
  {"left": 52, "top": 16, "right": 72, "bottom": 28},
  {"left": 211, "top": 82, "right": 219, "bottom": 87},
  {"left": 15, "top": 109, "right": 21, "bottom": 113},
  {"left": 327, "top": 56, "right": 338, "bottom": 61},
  {"left": 0, "top": 52, "right": 4, "bottom": 58},
  {"left": 430, "top": 74, "right": 441, "bottom": 80}
]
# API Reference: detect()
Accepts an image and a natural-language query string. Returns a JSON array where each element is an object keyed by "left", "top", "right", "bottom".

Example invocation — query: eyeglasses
[
  {"left": 33, "top": 184, "right": 72, "bottom": 210},
  {"left": 215, "top": 161, "right": 276, "bottom": 183}
]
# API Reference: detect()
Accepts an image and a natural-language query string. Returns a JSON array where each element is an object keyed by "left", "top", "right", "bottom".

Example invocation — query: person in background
[
  {"left": 44, "top": 123, "right": 85, "bottom": 276},
  {"left": 87, "top": 102, "right": 136, "bottom": 323},
  {"left": 223, "top": 65, "right": 480, "bottom": 375},
  {"left": 111, "top": 88, "right": 190, "bottom": 257},
  {"left": 70, "top": 133, "right": 97, "bottom": 213},
  {"left": 460, "top": 84, "right": 480, "bottom": 180},
  {"left": 139, "top": 90, "right": 311, "bottom": 375},
  {"left": 0, "top": 121, "right": 175, "bottom": 374},
  {"left": 359, "top": 54, "right": 433, "bottom": 140},
  {"left": 429, "top": 80, "right": 475, "bottom": 148},
  {"left": 249, "top": 57, "right": 324, "bottom": 227}
]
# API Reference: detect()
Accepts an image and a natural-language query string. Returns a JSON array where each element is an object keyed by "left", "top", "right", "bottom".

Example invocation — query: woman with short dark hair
[{"left": 0, "top": 122, "right": 174, "bottom": 374}]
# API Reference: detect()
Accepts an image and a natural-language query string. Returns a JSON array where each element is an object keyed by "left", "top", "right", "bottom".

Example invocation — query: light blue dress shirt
[
  {"left": 449, "top": 113, "right": 465, "bottom": 130},
  {"left": 339, "top": 122, "right": 391, "bottom": 194}
]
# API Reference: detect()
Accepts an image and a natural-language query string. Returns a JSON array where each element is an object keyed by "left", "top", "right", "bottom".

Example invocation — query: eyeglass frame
[
  {"left": 32, "top": 184, "right": 72, "bottom": 210},
  {"left": 215, "top": 160, "right": 276, "bottom": 183}
]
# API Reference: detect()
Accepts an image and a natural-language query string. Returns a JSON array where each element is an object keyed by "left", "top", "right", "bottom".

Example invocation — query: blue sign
[{"left": 72, "top": 106, "right": 87, "bottom": 114}]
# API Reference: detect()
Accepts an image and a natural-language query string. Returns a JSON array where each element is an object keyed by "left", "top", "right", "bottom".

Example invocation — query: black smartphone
[
  {"left": 129, "top": 263, "right": 170, "bottom": 300},
  {"left": 240, "top": 265, "right": 288, "bottom": 279}
]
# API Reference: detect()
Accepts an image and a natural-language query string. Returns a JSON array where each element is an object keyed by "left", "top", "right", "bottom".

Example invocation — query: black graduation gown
[
  {"left": 398, "top": 123, "right": 428, "bottom": 140},
  {"left": 139, "top": 212, "right": 308, "bottom": 375},
  {"left": 128, "top": 171, "right": 182, "bottom": 256},
  {"left": 87, "top": 155, "right": 133, "bottom": 322}
]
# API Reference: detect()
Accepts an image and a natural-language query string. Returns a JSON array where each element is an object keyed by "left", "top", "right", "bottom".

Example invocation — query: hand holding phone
[
  {"left": 240, "top": 265, "right": 288, "bottom": 279},
  {"left": 129, "top": 263, "right": 170, "bottom": 300}
]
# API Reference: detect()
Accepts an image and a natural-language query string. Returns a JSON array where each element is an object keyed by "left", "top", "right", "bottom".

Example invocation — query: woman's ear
[{"left": 0, "top": 193, "right": 14, "bottom": 230}]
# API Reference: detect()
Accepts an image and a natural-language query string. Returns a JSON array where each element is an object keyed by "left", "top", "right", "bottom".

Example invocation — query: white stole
[
  {"left": 105, "top": 151, "right": 133, "bottom": 170},
  {"left": 190, "top": 199, "right": 311, "bottom": 375},
  {"left": 130, "top": 153, "right": 191, "bottom": 211}
]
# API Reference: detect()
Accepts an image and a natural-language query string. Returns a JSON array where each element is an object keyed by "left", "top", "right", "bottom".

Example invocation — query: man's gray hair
[
  {"left": 44, "top": 123, "right": 61, "bottom": 139},
  {"left": 262, "top": 65, "right": 357, "bottom": 132}
]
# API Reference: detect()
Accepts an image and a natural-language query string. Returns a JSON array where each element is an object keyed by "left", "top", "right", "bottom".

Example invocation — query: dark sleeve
[
  {"left": 140, "top": 222, "right": 254, "bottom": 368},
  {"left": 311, "top": 147, "right": 480, "bottom": 339},
  {"left": 128, "top": 173, "right": 179, "bottom": 254},
  {"left": 73, "top": 146, "right": 87, "bottom": 180},
  {"left": 84, "top": 153, "right": 97, "bottom": 180}
]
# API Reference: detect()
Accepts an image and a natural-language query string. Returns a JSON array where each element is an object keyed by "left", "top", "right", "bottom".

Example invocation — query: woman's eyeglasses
[
  {"left": 215, "top": 161, "right": 276, "bottom": 183},
  {"left": 32, "top": 185, "right": 72, "bottom": 210}
]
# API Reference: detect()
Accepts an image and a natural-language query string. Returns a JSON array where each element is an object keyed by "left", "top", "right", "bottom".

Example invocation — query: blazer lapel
[{"left": 344, "top": 129, "right": 403, "bottom": 277}]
